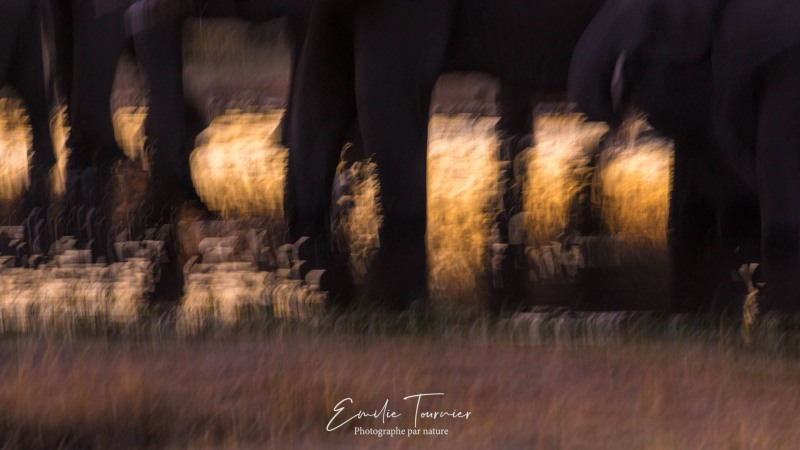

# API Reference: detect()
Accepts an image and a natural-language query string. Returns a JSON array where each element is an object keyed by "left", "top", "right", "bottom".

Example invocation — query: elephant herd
[{"left": 3, "top": 0, "right": 799, "bottom": 316}]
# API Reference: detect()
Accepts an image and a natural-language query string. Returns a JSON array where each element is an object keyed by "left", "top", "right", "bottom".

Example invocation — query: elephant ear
[{"left": 645, "top": 0, "right": 719, "bottom": 67}]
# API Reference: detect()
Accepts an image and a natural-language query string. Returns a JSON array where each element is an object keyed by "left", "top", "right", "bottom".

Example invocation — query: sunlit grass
[
  {"left": 520, "top": 114, "right": 608, "bottom": 246},
  {"left": 0, "top": 261, "right": 152, "bottom": 333},
  {"left": 0, "top": 100, "right": 32, "bottom": 203},
  {"left": 0, "top": 105, "right": 675, "bottom": 320},
  {"left": 113, "top": 106, "right": 148, "bottom": 164},
  {"left": 597, "top": 128, "right": 673, "bottom": 247},
  {"left": 334, "top": 158, "right": 382, "bottom": 281},
  {"left": 190, "top": 110, "right": 287, "bottom": 219},
  {"left": 427, "top": 115, "right": 500, "bottom": 308}
]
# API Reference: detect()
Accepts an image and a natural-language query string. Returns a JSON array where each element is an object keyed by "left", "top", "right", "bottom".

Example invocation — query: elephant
[
  {"left": 0, "top": 0, "right": 58, "bottom": 259},
  {"left": 54, "top": 0, "right": 306, "bottom": 206},
  {"left": 125, "top": 0, "right": 315, "bottom": 203},
  {"left": 568, "top": 0, "right": 800, "bottom": 314},
  {"left": 286, "top": 0, "right": 608, "bottom": 310},
  {"left": 46, "top": 0, "right": 313, "bottom": 265}
]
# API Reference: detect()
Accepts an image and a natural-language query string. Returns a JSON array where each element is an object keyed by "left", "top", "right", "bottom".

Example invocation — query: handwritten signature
[{"left": 327, "top": 393, "right": 472, "bottom": 431}]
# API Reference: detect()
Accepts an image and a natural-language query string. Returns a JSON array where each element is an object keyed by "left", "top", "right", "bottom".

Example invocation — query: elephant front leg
[
  {"left": 69, "top": 0, "right": 128, "bottom": 174},
  {"left": 354, "top": 0, "right": 457, "bottom": 310},
  {"left": 753, "top": 48, "right": 800, "bottom": 314},
  {"left": 286, "top": 0, "right": 358, "bottom": 305}
]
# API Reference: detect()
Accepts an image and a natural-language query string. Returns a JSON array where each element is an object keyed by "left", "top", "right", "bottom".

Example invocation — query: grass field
[{"left": 0, "top": 319, "right": 799, "bottom": 449}]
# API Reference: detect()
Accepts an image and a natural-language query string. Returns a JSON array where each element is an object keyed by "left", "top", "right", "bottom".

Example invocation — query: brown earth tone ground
[{"left": 0, "top": 325, "right": 799, "bottom": 449}]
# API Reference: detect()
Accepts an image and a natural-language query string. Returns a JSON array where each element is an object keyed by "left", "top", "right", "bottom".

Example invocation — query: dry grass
[
  {"left": 597, "top": 131, "right": 673, "bottom": 248},
  {"left": 427, "top": 116, "right": 500, "bottom": 309},
  {"left": 0, "top": 331, "right": 798, "bottom": 449},
  {"left": 0, "top": 100, "right": 139, "bottom": 206},
  {"left": 520, "top": 114, "right": 608, "bottom": 246},
  {"left": 333, "top": 158, "right": 382, "bottom": 281},
  {"left": 1, "top": 109, "right": 678, "bottom": 315},
  {"left": 112, "top": 107, "right": 148, "bottom": 165},
  {"left": 190, "top": 111, "right": 287, "bottom": 219},
  {"left": 0, "top": 100, "right": 33, "bottom": 203}
]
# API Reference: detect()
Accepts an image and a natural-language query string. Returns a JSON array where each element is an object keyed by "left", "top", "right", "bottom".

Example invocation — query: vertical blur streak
[
  {"left": 0, "top": 100, "right": 33, "bottom": 205},
  {"left": 427, "top": 115, "right": 499, "bottom": 309},
  {"left": 520, "top": 114, "right": 608, "bottom": 246},
  {"left": 334, "top": 159, "right": 381, "bottom": 282},
  {"left": 112, "top": 106, "right": 148, "bottom": 166}
]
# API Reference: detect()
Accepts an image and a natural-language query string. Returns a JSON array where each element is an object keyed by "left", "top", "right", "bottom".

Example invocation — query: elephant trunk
[
  {"left": 568, "top": 0, "right": 654, "bottom": 128},
  {"left": 568, "top": 37, "right": 621, "bottom": 129}
]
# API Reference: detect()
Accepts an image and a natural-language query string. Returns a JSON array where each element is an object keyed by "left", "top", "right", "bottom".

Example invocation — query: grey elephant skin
[
  {"left": 287, "top": 0, "right": 607, "bottom": 310},
  {"left": 569, "top": 0, "right": 800, "bottom": 313}
]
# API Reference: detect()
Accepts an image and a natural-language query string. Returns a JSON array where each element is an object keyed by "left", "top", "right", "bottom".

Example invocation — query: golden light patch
[
  {"left": 0, "top": 100, "right": 32, "bottom": 203},
  {"left": 113, "top": 106, "right": 148, "bottom": 164},
  {"left": 597, "top": 131, "right": 673, "bottom": 247},
  {"left": 520, "top": 114, "right": 608, "bottom": 246},
  {"left": 0, "top": 103, "right": 676, "bottom": 316},
  {"left": 333, "top": 158, "right": 382, "bottom": 281},
  {"left": 0, "top": 103, "right": 138, "bottom": 201},
  {"left": 189, "top": 111, "right": 287, "bottom": 219},
  {"left": 427, "top": 115, "right": 500, "bottom": 308},
  {"left": 50, "top": 108, "right": 71, "bottom": 196}
]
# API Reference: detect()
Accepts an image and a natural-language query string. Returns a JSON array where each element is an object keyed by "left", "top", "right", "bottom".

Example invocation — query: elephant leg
[
  {"left": 492, "top": 83, "right": 535, "bottom": 310},
  {"left": 3, "top": 0, "right": 56, "bottom": 256},
  {"left": 286, "top": 0, "right": 357, "bottom": 304},
  {"left": 11, "top": 6, "right": 56, "bottom": 203},
  {"left": 50, "top": 0, "right": 73, "bottom": 106},
  {"left": 132, "top": 10, "right": 199, "bottom": 214},
  {"left": 669, "top": 143, "right": 718, "bottom": 312},
  {"left": 69, "top": 0, "right": 128, "bottom": 174},
  {"left": 754, "top": 48, "right": 800, "bottom": 314},
  {"left": 287, "top": 0, "right": 356, "bottom": 240},
  {"left": 354, "top": 0, "right": 457, "bottom": 309},
  {"left": 279, "top": 6, "right": 311, "bottom": 148},
  {"left": 67, "top": 1, "right": 134, "bottom": 262},
  {"left": 496, "top": 84, "right": 534, "bottom": 220}
]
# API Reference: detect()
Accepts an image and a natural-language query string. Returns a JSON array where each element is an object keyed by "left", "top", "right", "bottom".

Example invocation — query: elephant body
[
  {"left": 288, "top": 0, "right": 607, "bottom": 309},
  {"left": 569, "top": 0, "right": 800, "bottom": 313}
]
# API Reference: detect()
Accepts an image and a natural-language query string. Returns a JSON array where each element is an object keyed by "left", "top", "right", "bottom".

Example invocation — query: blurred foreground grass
[{"left": 0, "top": 320, "right": 799, "bottom": 449}]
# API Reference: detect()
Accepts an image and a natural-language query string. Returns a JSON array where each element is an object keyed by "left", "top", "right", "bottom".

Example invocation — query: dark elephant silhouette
[
  {"left": 47, "top": 0, "right": 311, "bottom": 264},
  {"left": 287, "top": 0, "right": 607, "bottom": 310},
  {"left": 0, "top": 0, "right": 58, "bottom": 258},
  {"left": 569, "top": 0, "right": 800, "bottom": 313}
]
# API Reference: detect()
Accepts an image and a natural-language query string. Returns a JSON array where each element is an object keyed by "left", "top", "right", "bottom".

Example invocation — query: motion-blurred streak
[{"left": 190, "top": 111, "right": 287, "bottom": 219}]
